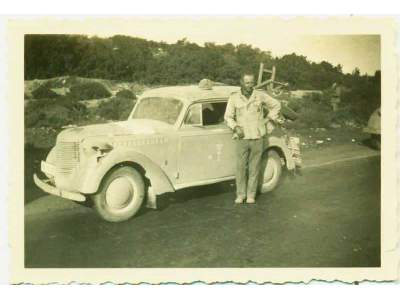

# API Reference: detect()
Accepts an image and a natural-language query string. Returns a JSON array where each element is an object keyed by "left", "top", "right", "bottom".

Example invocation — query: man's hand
[
  {"left": 276, "top": 116, "right": 285, "bottom": 125},
  {"left": 233, "top": 126, "right": 245, "bottom": 139},
  {"left": 263, "top": 115, "right": 285, "bottom": 125}
]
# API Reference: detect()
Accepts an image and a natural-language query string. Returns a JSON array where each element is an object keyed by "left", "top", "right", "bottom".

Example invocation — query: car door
[{"left": 176, "top": 100, "right": 235, "bottom": 187}]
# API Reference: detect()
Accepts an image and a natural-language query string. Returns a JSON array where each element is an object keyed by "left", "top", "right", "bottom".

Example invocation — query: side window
[
  {"left": 202, "top": 102, "right": 227, "bottom": 126},
  {"left": 184, "top": 103, "right": 202, "bottom": 125}
]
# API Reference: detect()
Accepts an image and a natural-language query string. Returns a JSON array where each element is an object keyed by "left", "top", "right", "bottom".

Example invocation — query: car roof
[{"left": 139, "top": 85, "right": 240, "bottom": 104}]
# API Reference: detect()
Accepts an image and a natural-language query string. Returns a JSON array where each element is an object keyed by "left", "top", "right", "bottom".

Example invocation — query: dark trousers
[{"left": 235, "top": 138, "right": 264, "bottom": 199}]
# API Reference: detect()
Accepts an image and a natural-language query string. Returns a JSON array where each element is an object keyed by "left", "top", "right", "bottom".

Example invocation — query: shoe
[
  {"left": 246, "top": 198, "right": 256, "bottom": 204},
  {"left": 234, "top": 197, "right": 245, "bottom": 204}
]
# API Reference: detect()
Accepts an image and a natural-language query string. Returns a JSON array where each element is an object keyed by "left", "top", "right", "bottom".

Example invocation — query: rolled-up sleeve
[
  {"left": 224, "top": 95, "right": 237, "bottom": 130},
  {"left": 264, "top": 94, "right": 281, "bottom": 121}
]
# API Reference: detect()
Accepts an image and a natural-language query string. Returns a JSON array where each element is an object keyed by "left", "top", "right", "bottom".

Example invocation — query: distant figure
[{"left": 224, "top": 72, "right": 281, "bottom": 204}]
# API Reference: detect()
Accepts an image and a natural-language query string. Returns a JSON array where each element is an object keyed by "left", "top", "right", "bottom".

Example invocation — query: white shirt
[{"left": 224, "top": 89, "right": 281, "bottom": 139}]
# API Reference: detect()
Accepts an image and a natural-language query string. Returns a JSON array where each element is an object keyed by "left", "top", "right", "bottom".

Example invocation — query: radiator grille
[{"left": 56, "top": 142, "right": 80, "bottom": 174}]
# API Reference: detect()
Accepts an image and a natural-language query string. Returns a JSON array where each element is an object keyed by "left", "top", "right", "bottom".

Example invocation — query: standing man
[{"left": 224, "top": 73, "right": 281, "bottom": 204}]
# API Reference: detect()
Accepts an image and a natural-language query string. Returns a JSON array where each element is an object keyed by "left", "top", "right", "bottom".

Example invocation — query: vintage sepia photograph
[{"left": 6, "top": 17, "right": 398, "bottom": 283}]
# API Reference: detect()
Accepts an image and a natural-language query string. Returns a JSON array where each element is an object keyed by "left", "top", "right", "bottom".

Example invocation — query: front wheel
[
  {"left": 259, "top": 150, "right": 283, "bottom": 193},
  {"left": 91, "top": 166, "right": 145, "bottom": 222}
]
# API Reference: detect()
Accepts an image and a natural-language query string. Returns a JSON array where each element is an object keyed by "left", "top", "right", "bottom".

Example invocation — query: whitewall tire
[
  {"left": 259, "top": 150, "right": 283, "bottom": 193},
  {"left": 92, "top": 166, "right": 145, "bottom": 222}
]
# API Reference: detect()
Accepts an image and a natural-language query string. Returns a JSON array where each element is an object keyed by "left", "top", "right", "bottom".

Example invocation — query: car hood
[{"left": 57, "top": 119, "right": 173, "bottom": 143}]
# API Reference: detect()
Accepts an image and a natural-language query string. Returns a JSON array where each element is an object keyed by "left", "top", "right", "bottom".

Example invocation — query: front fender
[
  {"left": 79, "top": 148, "right": 175, "bottom": 195},
  {"left": 266, "top": 135, "right": 296, "bottom": 170}
]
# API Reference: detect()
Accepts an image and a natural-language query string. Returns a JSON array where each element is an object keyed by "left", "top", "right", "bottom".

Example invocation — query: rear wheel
[
  {"left": 91, "top": 166, "right": 145, "bottom": 222},
  {"left": 259, "top": 150, "right": 283, "bottom": 193}
]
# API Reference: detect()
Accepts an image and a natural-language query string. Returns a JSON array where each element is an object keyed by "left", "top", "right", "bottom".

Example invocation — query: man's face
[{"left": 241, "top": 75, "right": 255, "bottom": 93}]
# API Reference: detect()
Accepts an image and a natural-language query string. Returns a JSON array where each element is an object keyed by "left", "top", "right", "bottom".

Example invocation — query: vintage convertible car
[{"left": 34, "top": 82, "right": 301, "bottom": 222}]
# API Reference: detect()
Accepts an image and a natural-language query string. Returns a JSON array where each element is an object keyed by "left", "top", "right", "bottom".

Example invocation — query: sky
[{"left": 96, "top": 18, "right": 381, "bottom": 75}]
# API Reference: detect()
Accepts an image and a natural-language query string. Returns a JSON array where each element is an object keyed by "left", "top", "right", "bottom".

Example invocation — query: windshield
[{"left": 131, "top": 97, "right": 183, "bottom": 125}]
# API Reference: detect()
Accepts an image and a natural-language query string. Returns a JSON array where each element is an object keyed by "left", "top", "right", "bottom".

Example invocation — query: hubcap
[{"left": 105, "top": 176, "right": 134, "bottom": 209}]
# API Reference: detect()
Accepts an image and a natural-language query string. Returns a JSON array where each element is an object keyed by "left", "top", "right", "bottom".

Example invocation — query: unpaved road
[{"left": 25, "top": 144, "right": 380, "bottom": 268}]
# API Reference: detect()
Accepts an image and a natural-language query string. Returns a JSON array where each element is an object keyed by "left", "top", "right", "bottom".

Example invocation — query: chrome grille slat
[{"left": 56, "top": 141, "right": 80, "bottom": 174}]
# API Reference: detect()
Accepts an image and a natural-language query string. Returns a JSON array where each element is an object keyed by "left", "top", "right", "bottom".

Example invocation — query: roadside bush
[
  {"left": 25, "top": 99, "right": 70, "bottom": 128},
  {"left": 285, "top": 100, "right": 332, "bottom": 130},
  {"left": 116, "top": 89, "right": 136, "bottom": 99},
  {"left": 310, "top": 93, "right": 323, "bottom": 103},
  {"left": 287, "top": 97, "right": 307, "bottom": 113},
  {"left": 25, "top": 128, "right": 60, "bottom": 149},
  {"left": 285, "top": 96, "right": 360, "bottom": 130},
  {"left": 68, "top": 81, "right": 111, "bottom": 100},
  {"left": 59, "top": 96, "right": 89, "bottom": 123},
  {"left": 25, "top": 108, "right": 47, "bottom": 128},
  {"left": 341, "top": 88, "right": 379, "bottom": 123},
  {"left": 56, "top": 95, "right": 85, "bottom": 109},
  {"left": 330, "top": 105, "right": 357, "bottom": 126},
  {"left": 31, "top": 84, "right": 59, "bottom": 99},
  {"left": 25, "top": 97, "right": 89, "bottom": 128},
  {"left": 96, "top": 97, "right": 136, "bottom": 121},
  {"left": 25, "top": 99, "right": 54, "bottom": 127}
]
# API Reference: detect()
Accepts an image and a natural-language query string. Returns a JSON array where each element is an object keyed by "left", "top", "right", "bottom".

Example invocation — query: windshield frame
[{"left": 129, "top": 96, "right": 184, "bottom": 126}]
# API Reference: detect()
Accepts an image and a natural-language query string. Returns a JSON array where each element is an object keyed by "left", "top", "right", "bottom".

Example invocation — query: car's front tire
[
  {"left": 91, "top": 166, "right": 145, "bottom": 222},
  {"left": 259, "top": 150, "right": 283, "bottom": 193}
]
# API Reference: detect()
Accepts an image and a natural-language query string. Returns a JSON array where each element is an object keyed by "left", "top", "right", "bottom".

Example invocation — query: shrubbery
[
  {"left": 25, "top": 98, "right": 88, "bottom": 128},
  {"left": 68, "top": 81, "right": 111, "bottom": 100},
  {"left": 341, "top": 85, "right": 380, "bottom": 123},
  {"left": 25, "top": 35, "right": 380, "bottom": 125},
  {"left": 285, "top": 93, "right": 358, "bottom": 130},
  {"left": 116, "top": 89, "right": 136, "bottom": 99},
  {"left": 31, "top": 84, "right": 59, "bottom": 99},
  {"left": 25, "top": 35, "right": 346, "bottom": 89},
  {"left": 96, "top": 97, "right": 136, "bottom": 121},
  {"left": 286, "top": 102, "right": 332, "bottom": 129}
]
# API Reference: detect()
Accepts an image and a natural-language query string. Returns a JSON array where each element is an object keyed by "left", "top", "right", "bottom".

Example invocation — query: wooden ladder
[{"left": 256, "top": 63, "right": 288, "bottom": 92}]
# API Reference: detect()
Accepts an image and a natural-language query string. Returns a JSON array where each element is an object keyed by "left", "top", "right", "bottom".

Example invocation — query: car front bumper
[{"left": 34, "top": 168, "right": 86, "bottom": 202}]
